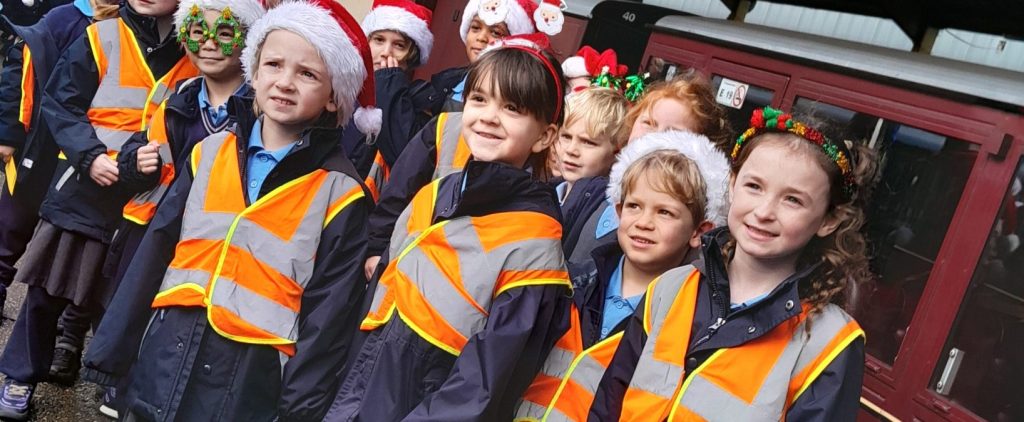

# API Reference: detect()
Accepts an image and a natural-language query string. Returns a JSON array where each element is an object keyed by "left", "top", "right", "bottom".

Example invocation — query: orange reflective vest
[
  {"left": 150, "top": 131, "right": 366, "bottom": 356},
  {"left": 121, "top": 99, "right": 175, "bottom": 225},
  {"left": 363, "top": 112, "right": 470, "bottom": 202},
  {"left": 620, "top": 266, "right": 865, "bottom": 421},
  {"left": 360, "top": 178, "right": 571, "bottom": 356},
  {"left": 516, "top": 307, "right": 624, "bottom": 422},
  {"left": 81, "top": 18, "right": 197, "bottom": 158}
]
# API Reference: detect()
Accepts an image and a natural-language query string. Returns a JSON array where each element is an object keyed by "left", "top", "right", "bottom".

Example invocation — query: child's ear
[
  {"left": 689, "top": 220, "right": 714, "bottom": 249},
  {"left": 615, "top": 202, "right": 623, "bottom": 218},
  {"left": 816, "top": 208, "right": 843, "bottom": 238},
  {"left": 325, "top": 97, "right": 338, "bottom": 113},
  {"left": 530, "top": 123, "right": 559, "bottom": 153}
]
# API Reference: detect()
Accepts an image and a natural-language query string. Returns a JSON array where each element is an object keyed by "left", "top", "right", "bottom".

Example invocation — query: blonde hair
[
  {"left": 728, "top": 120, "right": 878, "bottom": 318},
  {"left": 627, "top": 71, "right": 732, "bottom": 152},
  {"left": 563, "top": 88, "right": 630, "bottom": 150},
  {"left": 620, "top": 150, "right": 707, "bottom": 225},
  {"left": 91, "top": 0, "right": 120, "bottom": 20}
]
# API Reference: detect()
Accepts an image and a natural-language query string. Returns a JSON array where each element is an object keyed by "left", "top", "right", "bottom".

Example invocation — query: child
[
  {"left": 357, "top": 0, "right": 565, "bottom": 202},
  {"left": 590, "top": 107, "right": 876, "bottom": 421},
  {"left": 0, "top": 0, "right": 117, "bottom": 358},
  {"left": 326, "top": 39, "right": 572, "bottom": 421},
  {"left": 0, "top": 0, "right": 198, "bottom": 416},
  {"left": 561, "top": 72, "right": 732, "bottom": 264},
  {"left": 555, "top": 87, "right": 629, "bottom": 205},
  {"left": 516, "top": 130, "right": 730, "bottom": 421},
  {"left": 79, "top": 0, "right": 264, "bottom": 414},
  {"left": 110, "top": 0, "right": 376, "bottom": 419}
]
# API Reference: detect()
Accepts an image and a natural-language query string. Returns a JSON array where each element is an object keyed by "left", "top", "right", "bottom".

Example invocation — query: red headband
[{"left": 503, "top": 45, "right": 563, "bottom": 124}]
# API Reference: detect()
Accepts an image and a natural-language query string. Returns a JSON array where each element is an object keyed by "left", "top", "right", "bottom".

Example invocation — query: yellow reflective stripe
[
  {"left": 495, "top": 278, "right": 571, "bottom": 297},
  {"left": 513, "top": 418, "right": 540, "bottom": 422},
  {"left": 323, "top": 189, "right": 365, "bottom": 229},
  {"left": 122, "top": 213, "right": 149, "bottom": 226},
  {"left": 151, "top": 282, "right": 206, "bottom": 302},
  {"left": 5, "top": 159, "right": 17, "bottom": 195},
  {"left": 642, "top": 275, "right": 662, "bottom": 334},
  {"left": 204, "top": 172, "right": 323, "bottom": 346},
  {"left": 792, "top": 329, "right": 865, "bottom": 402},
  {"left": 667, "top": 348, "right": 727, "bottom": 421},
  {"left": 542, "top": 332, "right": 625, "bottom": 420},
  {"left": 18, "top": 46, "right": 31, "bottom": 126},
  {"left": 434, "top": 113, "right": 449, "bottom": 163},
  {"left": 86, "top": 26, "right": 104, "bottom": 78},
  {"left": 190, "top": 142, "right": 202, "bottom": 176},
  {"left": 397, "top": 308, "right": 461, "bottom": 356},
  {"left": 362, "top": 302, "right": 396, "bottom": 329}
]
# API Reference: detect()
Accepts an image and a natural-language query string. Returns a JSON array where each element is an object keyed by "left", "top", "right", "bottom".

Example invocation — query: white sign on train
[{"left": 716, "top": 78, "right": 749, "bottom": 109}]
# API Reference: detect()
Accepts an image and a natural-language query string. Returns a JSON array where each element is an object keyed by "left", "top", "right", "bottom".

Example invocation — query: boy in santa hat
[{"left": 110, "top": 1, "right": 375, "bottom": 420}]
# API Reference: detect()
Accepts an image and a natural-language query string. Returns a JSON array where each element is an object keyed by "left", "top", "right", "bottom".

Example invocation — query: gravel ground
[{"left": 0, "top": 282, "right": 106, "bottom": 422}]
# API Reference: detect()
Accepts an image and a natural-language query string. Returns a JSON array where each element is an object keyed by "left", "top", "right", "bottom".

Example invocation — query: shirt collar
[
  {"left": 199, "top": 80, "right": 245, "bottom": 111},
  {"left": 451, "top": 76, "right": 468, "bottom": 102},
  {"left": 595, "top": 201, "right": 619, "bottom": 238},
  {"left": 606, "top": 256, "right": 643, "bottom": 308},
  {"left": 248, "top": 119, "right": 296, "bottom": 160},
  {"left": 74, "top": 0, "right": 94, "bottom": 17},
  {"left": 555, "top": 181, "right": 569, "bottom": 205}
]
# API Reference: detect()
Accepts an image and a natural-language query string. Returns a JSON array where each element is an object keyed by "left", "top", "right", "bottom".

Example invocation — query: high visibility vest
[
  {"left": 81, "top": 18, "right": 197, "bottom": 158},
  {"left": 363, "top": 112, "right": 470, "bottom": 202},
  {"left": 516, "top": 307, "right": 624, "bottom": 422},
  {"left": 121, "top": 99, "right": 175, "bottom": 225},
  {"left": 360, "top": 178, "right": 571, "bottom": 356},
  {"left": 620, "top": 266, "right": 865, "bottom": 421},
  {"left": 150, "top": 131, "right": 367, "bottom": 356}
]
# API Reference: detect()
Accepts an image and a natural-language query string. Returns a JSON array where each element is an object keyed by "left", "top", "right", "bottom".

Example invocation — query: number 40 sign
[{"left": 715, "top": 78, "right": 749, "bottom": 109}]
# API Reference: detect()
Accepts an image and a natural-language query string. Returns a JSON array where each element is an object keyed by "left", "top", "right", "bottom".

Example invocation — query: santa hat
[
  {"left": 362, "top": 0, "right": 434, "bottom": 65},
  {"left": 607, "top": 131, "right": 731, "bottom": 226},
  {"left": 562, "top": 46, "right": 627, "bottom": 79},
  {"left": 460, "top": 0, "right": 537, "bottom": 44},
  {"left": 241, "top": 0, "right": 381, "bottom": 136},
  {"left": 174, "top": 0, "right": 267, "bottom": 34}
]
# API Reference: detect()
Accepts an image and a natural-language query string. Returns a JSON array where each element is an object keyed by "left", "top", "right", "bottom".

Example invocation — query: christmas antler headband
[{"left": 733, "top": 107, "right": 856, "bottom": 197}]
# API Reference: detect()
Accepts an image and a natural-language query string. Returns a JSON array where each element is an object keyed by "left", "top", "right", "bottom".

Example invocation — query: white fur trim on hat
[
  {"left": 561, "top": 56, "right": 587, "bottom": 79},
  {"left": 362, "top": 5, "right": 434, "bottom": 63},
  {"left": 174, "top": 0, "right": 267, "bottom": 34},
  {"left": 241, "top": 0, "right": 366, "bottom": 127},
  {"left": 606, "top": 130, "right": 731, "bottom": 226},
  {"left": 460, "top": 0, "right": 536, "bottom": 44}
]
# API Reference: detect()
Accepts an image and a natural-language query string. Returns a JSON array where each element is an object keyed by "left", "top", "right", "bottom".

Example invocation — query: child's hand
[
  {"left": 364, "top": 255, "right": 382, "bottom": 280},
  {"left": 89, "top": 154, "right": 119, "bottom": 186},
  {"left": 137, "top": 142, "right": 161, "bottom": 175},
  {"left": 0, "top": 145, "right": 14, "bottom": 163},
  {"left": 378, "top": 56, "right": 400, "bottom": 70}
]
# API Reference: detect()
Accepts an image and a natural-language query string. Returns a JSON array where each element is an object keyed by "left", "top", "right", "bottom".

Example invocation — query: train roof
[
  {"left": 565, "top": 0, "right": 605, "bottom": 18},
  {"left": 653, "top": 14, "right": 1024, "bottom": 108}
]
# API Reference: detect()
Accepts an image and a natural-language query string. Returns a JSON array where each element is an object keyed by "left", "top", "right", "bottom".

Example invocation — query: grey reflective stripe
[
  {"left": 209, "top": 276, "right": 299, "bottom": 340},
  {"left": 389, "top": 204, "right": 416, "bottom": 258},
  {"left": 433, "top": 112, "right": 465, "bottom": 180},
  {"left": 124, "top": 141, "right": 175, "bottom": 217},
  {"left": 94, "top": 124, "right": 136, "bottom": 152},
  {"left": 157, "top": 141, "right": 173, "bottom": 164},
  {"left": 54, "top": 165, "right": 75, "bottom": 191},
  {"left": 368, "top": 159, "right": 387, "bottom": 193},
  {"left": 568, "top": 354, "right": 607, "bottom": 398},
  {"left": 158, "top": 267, "right": 212, "bottom": 293},
  {"left": 514, "top": 401, "right": 547, "bottom": 420},
  {"left": 625, "top": 265, "right": 695, "bottom": 399},
  {"left": 394, "top": 212, "right": 568, "bottom": 348},
  {"left": 675, "top": 304, "right": 861, "bottom": 419}
]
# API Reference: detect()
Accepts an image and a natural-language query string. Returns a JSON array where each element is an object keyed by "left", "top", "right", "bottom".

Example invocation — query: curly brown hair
[
  {"left": 626, "top": 70, "right": 732, "bottom": 152},
  {"left": 727, "top": 116, "right": 878, "bottom": 319}
]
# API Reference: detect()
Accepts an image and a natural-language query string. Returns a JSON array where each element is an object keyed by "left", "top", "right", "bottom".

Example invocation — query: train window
[
  {"left": 711, "top": 75, "right": 775, "bottom": 137},
  {"left": 643, "top": 57, "right": 688, "bottom": 82},
  {"left": 927, "top": 158, "right": 1024, "bottom": 422},
  {"left": 792, "top": 98, "right": 980, "bottom": 366}
]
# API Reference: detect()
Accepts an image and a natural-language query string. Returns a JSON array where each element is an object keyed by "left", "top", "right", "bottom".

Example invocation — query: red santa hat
[
  {"left": 174, "top": 0, "right": 267, "bottom": 33},
  {"left": 241, "top": 0, "right": 381, "bottom": 136},
  {"left": 361, "top": 0, "right": 434, "bottom": 65},
  {"left": 460, "top": 0, "right": 538, "bottom": 44},
  {"left": 562, "top": 46, "right": 627, "bottom": 79}
]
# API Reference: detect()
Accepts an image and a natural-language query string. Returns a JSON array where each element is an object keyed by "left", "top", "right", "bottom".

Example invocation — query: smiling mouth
[
  {"left": 474, "top": 130, "right": 501, "bottom": 140},
  {"left": 562, "top": 161, "right": 581, "bottom": 170},
  {"left": 630, "top": 235, "right": 655, "bottom": 246},
  {"left": 745, "top": 223, "right": 777, "bottom": 239}
]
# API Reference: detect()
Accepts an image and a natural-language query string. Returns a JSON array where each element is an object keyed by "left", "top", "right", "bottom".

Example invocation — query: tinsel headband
[{"left": 732, "top": 107, "right": 856, "bottom": 197}]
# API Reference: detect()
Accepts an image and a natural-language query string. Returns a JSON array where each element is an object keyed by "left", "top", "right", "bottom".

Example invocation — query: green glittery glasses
[{"left": 177, "top": 5, "right": 245, "bottom": 56}]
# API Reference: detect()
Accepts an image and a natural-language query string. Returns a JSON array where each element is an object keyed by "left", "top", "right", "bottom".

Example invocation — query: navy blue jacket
[
  {"left": 560, "top": 175, "right": 616, "bottom": 264},
  {"left": 0, "top": 2, "right": 91, "bottom": 205},
  {"left": 327, "top": 161, "right": 572, "bottom": 421},
  {"left": 83, "top": 95, "right": 371, "bottom": 421},
  {"left": 588, "top": 227, "right": 865, "bottom": 421},
  {"left": 38, "top": 3, "right": 184, "bottom": 241}
]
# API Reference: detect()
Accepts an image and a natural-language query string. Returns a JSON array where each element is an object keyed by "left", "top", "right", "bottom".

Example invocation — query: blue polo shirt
[
  {"left": 198, "top": 80, "right": 245, "bottom": 127},
  {"left": 596, "top": 201, "right": 619, "bottom": 238},
  {"left": 246, "top": 119, "right": 296, "bottom": 201},
  {"left": 600, "top": 256, "right": 642, "bottom": 339}
]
